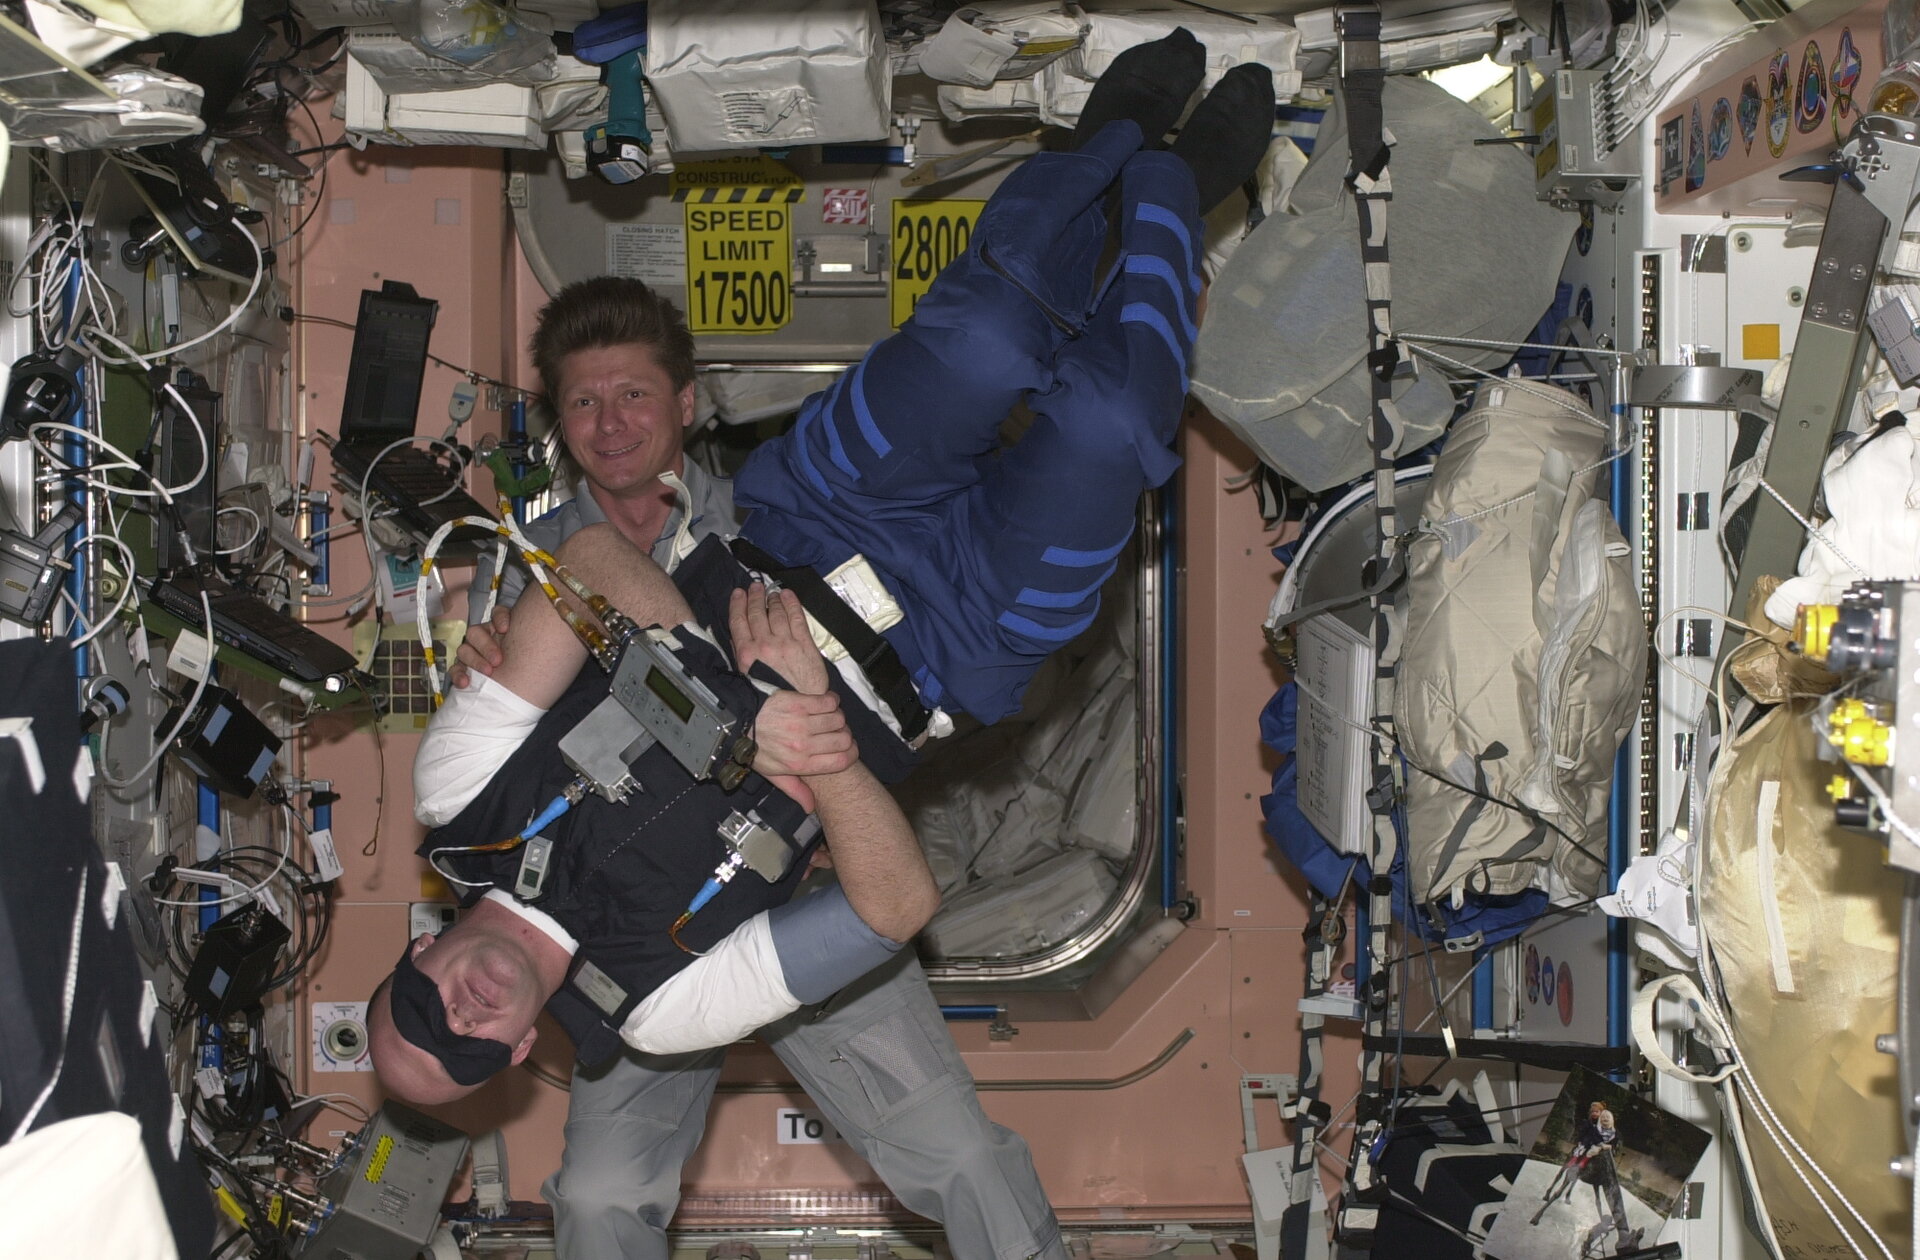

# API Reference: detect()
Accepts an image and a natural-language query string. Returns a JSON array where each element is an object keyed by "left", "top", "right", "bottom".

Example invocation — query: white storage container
[
  {"left": 346, "top": 56, "right": 545, "bottom": 149},
  {"left": 644, "top": 0, "right": 891, "bottom": 150},
  {"left": 921, "top": 848, "right": 1119, "bottom": 959}
]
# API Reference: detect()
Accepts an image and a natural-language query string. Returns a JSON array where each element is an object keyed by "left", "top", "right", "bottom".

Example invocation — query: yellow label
[
  {"left": 215, "top": 1187, "right": 247, "bottom": 1225},
  {"left": 890, "top": 199, "right": 986, "bottom": 329},
  {"left": 684, "top": 203, "right": 793, "bottom": 335},
  {"left": 1742, "top": 323, "right": 1782, "bottom": 360},
  {"left": 364, "top": 1133, "right": 395, "bottom": 1184},
  {"left": 268, "top": 1195, "right": 285, "bottom": 1227},
  {"left": 1016, "top": 37, "right": 1080, "bottom": 57},
  {"left": 1531, "top": 92, "right": 1559, "bottom": 181},
  {"left": 670, "top": 155, "right": 802, "bottom": 192}
]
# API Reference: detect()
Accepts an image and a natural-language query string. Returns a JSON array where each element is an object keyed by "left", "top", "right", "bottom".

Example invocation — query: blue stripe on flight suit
[
  {"left": 1131, "top": 203, "right": 1199, "bottom": 292},
  {"left": 997, "top": 608, "right": 1099, "bottom": 641},
  {"left": 792, "top": 399, "right": 834, "bottom": 499},
  {"left": 818, "top": 375, "right": 860, "bottom": 480},
  {"left": 1041, "top": 536, "right": 1131, "bottom": 567},
  {"left": 1123, "top": 254, "right": 1196, "bottom": 343},
  {"left": 1120, "top": 302, "right": 1186, "bottom": 374},
  {"left": 1014, "top": 563, "right": 1115, "bottom": 609},
  {"left": 850, "top": 358, "right": 892, "bottom": 458}
]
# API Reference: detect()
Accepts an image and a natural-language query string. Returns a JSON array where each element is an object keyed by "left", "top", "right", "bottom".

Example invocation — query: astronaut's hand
[
  {"left": 731, "top": 582, "right": 829, "bottom": 694},
  {"left": 752, "top": 690, "right": 854, "bottom": 780},
  {"left": 451, "top": 605, "right": 511, "bottom": 689}
]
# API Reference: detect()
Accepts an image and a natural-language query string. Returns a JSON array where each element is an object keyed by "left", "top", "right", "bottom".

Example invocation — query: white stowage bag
[
  {"left": 1394, "top": 381, "right": 1643, "bottom": 907},
  {"left": 935, "top": 10, "right": 1302, "bottom": 124},
  {"left": 920, "top": 848, "right": 1119, "bottom": 959},
  {"left": 645, "top": 0, "right": 891, "bottom": 150},
  {"left": 1765, "top": 418, "right": 1920, "bottom": 628},
  {"left": 1190, "top": 77, "right": 1574, "bottom": 492}
]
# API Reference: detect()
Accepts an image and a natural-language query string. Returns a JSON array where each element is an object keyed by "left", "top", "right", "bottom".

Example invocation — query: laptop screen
[{"left": 339, "top": 281, "right": 438, "bottom": 446}]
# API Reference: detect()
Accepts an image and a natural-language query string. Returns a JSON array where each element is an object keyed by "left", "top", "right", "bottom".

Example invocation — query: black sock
[
  {"left": 1170, "top": 63, "right": 1278, "bottom": 214},
  {"left": 1072, "top": 27, "right": 1207, "bottom": 150}
]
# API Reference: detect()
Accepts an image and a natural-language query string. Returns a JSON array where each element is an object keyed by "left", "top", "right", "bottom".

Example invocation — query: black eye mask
[{"left": 388, "top": 941, "right": 515, "bottom": 1086}]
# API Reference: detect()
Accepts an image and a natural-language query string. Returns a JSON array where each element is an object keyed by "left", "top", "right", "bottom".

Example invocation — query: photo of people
[{"left": 1484, "top": 1067, "right": 1711, "bottom": 1260}]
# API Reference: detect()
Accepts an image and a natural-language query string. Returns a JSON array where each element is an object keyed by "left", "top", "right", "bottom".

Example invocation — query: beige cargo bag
[{"left": 1395, "top": 381, "right": 1643, "bottom": 908}]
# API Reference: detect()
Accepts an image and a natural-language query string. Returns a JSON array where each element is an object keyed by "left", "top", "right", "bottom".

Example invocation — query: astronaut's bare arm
[{"left": 808, "top": 762, "right": 939, "bottom": 944}]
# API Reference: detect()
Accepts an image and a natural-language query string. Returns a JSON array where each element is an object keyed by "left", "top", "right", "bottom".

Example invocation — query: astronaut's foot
[
  {"left": 1073, "top": 27, "right": 1207, "bottom": 150},
  {"left": 1170, "top": 61, "right": 1277, "bottom": 213}
]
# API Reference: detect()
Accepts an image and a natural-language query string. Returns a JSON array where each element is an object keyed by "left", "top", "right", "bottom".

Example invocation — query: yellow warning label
[
  {"left": 1531, "top": 92, "right": 1559, "bottom": 182},
  {"left": 215, "top": 1187, "right": 247, "bottom": 1225},
  {"left": 1016, "top": 37, "right": 1080, "bottom": 57},
  {"left": 684, "top": 204, "right": 793, "bottom": 335},
  {"left": 364, "top": 1134, "right": 395, "bottom": 1184},
  {"left": 268, "top": 1195, "right": 285, "bottom": 1227},
  {"left": 890, "top": 199, "right": 985, "bottom": 329},
  {"left": 670, "top": 156, "right": 804, "bottom": 202}
]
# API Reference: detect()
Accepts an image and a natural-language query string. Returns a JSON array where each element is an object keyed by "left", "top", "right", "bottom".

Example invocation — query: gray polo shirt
[{"left": 468, "top": 461, "right": 739, "bottom": 625}]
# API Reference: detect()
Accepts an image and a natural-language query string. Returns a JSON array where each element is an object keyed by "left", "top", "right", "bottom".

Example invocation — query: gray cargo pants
[{"left": 543, "top": 949, "right": 1066, "bottom": 1259}]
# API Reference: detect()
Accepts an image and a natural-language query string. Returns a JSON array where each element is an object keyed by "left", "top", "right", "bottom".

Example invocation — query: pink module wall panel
[{"left": 291, "top": 139, "right": 1354, "bottom": 1222}]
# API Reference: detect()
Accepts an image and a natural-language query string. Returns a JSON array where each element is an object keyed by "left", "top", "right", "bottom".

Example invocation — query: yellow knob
[
  {"left": 1828, "top": 699, "right": 1894, "bottom": 766},
  {"left": 1795, "top": 603, "right": 1839, "bottom": 664},
  {"left": 1826, "top": 774, "right": 1856, "bottom": 803}
]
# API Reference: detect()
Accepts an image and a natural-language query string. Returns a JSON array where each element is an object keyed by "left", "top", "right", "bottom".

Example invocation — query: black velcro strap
[
  {"left": 729, "top": 538, "right": 932, "bottom": 743},
  {"left": 1337, "top": 8, "right": 1389, "bottom": 183}
]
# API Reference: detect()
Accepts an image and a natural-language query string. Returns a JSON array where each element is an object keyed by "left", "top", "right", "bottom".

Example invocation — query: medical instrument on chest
[{"left": 417, "top": 505, "right": 802, "bottom": 948}]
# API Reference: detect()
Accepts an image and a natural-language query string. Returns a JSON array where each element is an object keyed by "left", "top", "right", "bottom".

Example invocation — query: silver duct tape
[{"left": 1628, "top": 365, "right": 1764, "bottom": 409}]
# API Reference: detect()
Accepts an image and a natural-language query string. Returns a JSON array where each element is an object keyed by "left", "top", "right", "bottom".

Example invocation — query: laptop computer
[
  {"left": 327, "top": 281, "right": 495, "bottom": 551},
  {"left": 145, "top": 377, "right": 360, "bottom": 687}
]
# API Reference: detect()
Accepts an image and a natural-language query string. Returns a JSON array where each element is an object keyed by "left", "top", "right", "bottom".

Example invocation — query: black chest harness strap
[{"left": 729, "top": 537, "right": 933, "bottom": 742}]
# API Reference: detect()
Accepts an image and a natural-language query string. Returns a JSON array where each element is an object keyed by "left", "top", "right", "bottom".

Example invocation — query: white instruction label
[
  {"left": 776, "top": 1107, "right": 843, "bottom": 1145},
  {"left": 309, "top": 827, "right": 344, "bottom": 883},
  {"left": 608, "top": 222, "right": 686, "bottom": 286}
]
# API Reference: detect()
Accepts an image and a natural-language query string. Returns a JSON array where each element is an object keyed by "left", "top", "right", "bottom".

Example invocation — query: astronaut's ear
[{"left": 509, "top": 1024, "right": 538, "bottom": 1063}]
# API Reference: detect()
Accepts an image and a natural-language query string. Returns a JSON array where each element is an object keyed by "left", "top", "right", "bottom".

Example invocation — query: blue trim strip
[
  {"left": 818, "top": 379, "right": 859, "bottom": 481},
  {"left": 1133, "top": 203, "right": 1198, "bottom": 287},
  {"left": 1120, "top": 302, "right": 1187, "bottom": 374},
  {"left": 849, "top": 358, "right": 892, "bottom": 459},
  {"left": 1042, "top": 536, "right": 1131, "bottom": 567},
  {"left": 997, "top": 608, "right": 1098, "bottom": 642},
  {"left": 1123, "top": 255, "right": 1197, "bottom": 343},
  {"left": 939, "top": 1005, "right": 1001, "bottom": 1020},
  {"left": 1473, "top": 954, "right": 1495, "bottom": 1030},
  {"left": 1015, "top": 566, "right": 1113, "bottom": 609},
  {"left": 792, "top": 401, "right": 834, "bottom": 499}
]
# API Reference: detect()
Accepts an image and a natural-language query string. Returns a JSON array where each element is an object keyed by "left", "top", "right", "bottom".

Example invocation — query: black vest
[{"left": 418, "top": 537, "right": 916, "bottom": 1064}]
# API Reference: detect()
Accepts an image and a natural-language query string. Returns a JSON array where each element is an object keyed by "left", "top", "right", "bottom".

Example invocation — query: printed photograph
[{"left": 1483, "top": 1067, "right": 1711, "bottom": 1260}]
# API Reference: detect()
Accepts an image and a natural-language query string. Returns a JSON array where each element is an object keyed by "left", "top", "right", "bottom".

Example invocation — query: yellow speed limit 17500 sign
[
  {"left": 890, "top": 199, "right": 985, "bottom": 329},
  {"left": 684, "top": 204, "right": 792, "bottom": 334}
]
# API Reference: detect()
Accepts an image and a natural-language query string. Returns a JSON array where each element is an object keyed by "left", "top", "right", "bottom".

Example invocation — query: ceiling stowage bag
[
  {"left": 1191, "top": 76, "right": 1575, "bottom": 492},
  {"left": 1394, "top": 382, "right": 1641, "bottom": 911},
  {"left": 644, "top": 0, "right": 890, "bottom": 151}
]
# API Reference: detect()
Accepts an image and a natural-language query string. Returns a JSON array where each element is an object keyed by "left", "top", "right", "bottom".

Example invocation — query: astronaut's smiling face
[{"left": 556, "top": 343, "right": 696, "bottom": 500}]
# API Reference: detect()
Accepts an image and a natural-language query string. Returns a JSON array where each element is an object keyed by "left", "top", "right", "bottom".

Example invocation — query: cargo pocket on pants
[{"left": 840, "top": 1004, "right": 960, "bottom": 1125}]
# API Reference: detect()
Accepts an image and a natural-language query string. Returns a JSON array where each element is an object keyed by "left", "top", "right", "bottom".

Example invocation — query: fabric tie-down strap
[
  {"left": 729, "top": 537, "right": 933, "bottom": 743},
  {"left": 1332, "top": 7, "right": 1409, "bottom": 1255}
]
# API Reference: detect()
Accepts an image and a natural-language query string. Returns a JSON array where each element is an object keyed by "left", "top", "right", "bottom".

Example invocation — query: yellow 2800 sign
[{"left": 889, "top": 199, "right": 985, "bottom": 330}]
